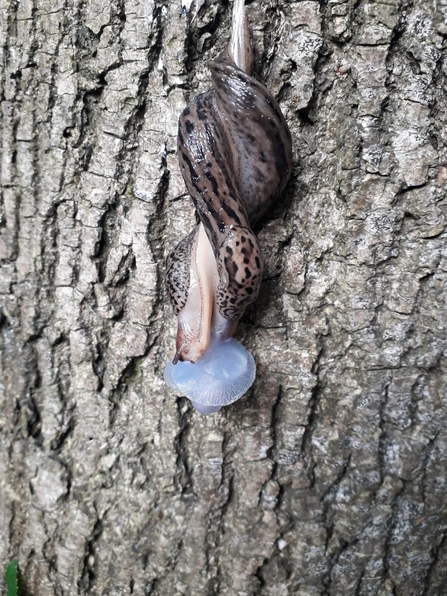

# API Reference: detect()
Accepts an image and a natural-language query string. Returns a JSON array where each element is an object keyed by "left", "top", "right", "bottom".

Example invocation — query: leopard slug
[{"left": 164, "top": 0, "right": 292, "bottom": 413}]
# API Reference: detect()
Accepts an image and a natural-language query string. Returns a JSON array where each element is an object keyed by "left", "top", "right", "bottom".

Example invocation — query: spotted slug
[{"left": 164, "top": 0, "right": 292, "bottom": 413}]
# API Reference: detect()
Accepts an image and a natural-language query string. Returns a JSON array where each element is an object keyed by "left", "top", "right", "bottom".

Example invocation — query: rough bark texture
[{"left": 1, "top": 0, "right": 446, "bottom": 595}]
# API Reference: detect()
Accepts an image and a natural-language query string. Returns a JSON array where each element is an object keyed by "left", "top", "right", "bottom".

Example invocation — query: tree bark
[{"left": 1, "top": 0, "right": 446, "bottom": 594}]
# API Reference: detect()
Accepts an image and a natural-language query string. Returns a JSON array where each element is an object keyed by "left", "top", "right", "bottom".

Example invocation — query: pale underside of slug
[{"left": 166, "top": 0, "right": 292, "bottom": 365}]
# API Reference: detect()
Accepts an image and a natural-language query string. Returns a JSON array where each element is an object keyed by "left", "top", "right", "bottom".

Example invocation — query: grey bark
[{"left": 1, "top": 0, "right": 446, "bottom": 594}]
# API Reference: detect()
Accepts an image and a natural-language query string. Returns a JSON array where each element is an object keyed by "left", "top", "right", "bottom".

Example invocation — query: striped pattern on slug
[
  {"left": 166, "top": 227, "right": 198, "bottom": 316},
  {"left": 165, "top": 3, "right": 292, "bottom": 362},
  {"left": 209, "top": 56, "right": 293, "bottom": 226},
  {"left": 177, "top": 86, "right": 264, "bottom": 321}
]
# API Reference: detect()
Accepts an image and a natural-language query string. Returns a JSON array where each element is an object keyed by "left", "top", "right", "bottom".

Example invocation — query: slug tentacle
[{"left": 164, "top": 0, "right": 292, "bottom": 411}]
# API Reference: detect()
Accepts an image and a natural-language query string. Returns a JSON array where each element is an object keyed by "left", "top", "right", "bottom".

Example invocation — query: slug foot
[{"left": 164, "top": 336, "right": 255, "bottom": 414}]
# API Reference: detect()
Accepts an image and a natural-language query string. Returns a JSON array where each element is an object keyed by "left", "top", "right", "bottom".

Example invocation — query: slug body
[{"left": 164, "top": 0, "right": 292, "bottom": 412}]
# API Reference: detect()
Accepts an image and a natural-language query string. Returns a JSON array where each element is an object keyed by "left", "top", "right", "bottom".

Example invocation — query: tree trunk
[{"left": 1, "top": 0, "right": 446, "bottom": 594}]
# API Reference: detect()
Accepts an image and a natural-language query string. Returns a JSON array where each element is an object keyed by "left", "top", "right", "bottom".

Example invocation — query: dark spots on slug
[
  {"left": 203, "top": 170, "right": 219, "bottom": 197},
  {"left": 171, "top": 62, "right": 291, "bottom": 324},
  {"left": 221, "top": 201, "right": 242, "bottom": 226},
  {"left": 204, "top": 122, "right": 215, "bottom": 146},
  {"left": 224, "top": 255, "right": 238, "bottom": 272},
  {"left": 201, "top": 214, "right": 215, "bottom": 236},
  {"left": 252, "top": 165, "right": 265, "bottom": 184},
  {"left": 181, "top": 152, "right": 201, "bottom": 191},
  {"left": 208, "top": 205, "right": 219, "bottom": 220}
]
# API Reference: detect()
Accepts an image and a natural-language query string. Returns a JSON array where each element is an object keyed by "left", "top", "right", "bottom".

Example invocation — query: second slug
[{"left": 164, "top": 0, "right": 292, "bottom": 413}]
